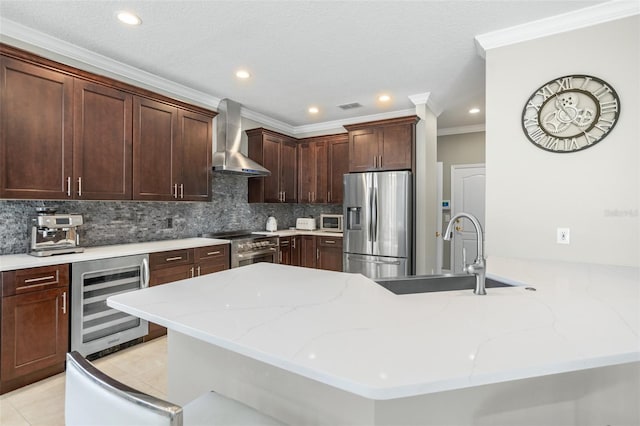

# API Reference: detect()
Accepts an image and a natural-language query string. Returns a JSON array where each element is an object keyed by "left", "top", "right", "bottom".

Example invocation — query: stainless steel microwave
[{"left": 320, "top": 214, "right": 343, "bottom": 232}]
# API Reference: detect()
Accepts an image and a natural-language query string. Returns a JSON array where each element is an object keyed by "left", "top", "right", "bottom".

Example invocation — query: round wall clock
[{"left": 521, "top": 74, "right": 620, "bottom": 153}]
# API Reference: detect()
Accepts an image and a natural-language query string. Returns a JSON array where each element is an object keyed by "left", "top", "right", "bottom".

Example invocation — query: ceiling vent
[{"left": 338, "top": 102, "right": 363, "bottom": 110}]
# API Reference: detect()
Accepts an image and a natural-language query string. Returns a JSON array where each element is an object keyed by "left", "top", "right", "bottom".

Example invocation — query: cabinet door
[
  {"left": 195, "top": 244, "right": 229, "bottom": 274},
  {"left": 312, "top": 141, "right": 328, "bottom": 203},
  {"left": 317, "top": 237, "right": 343, "bottom": 272},
  {"left": 299, "top": 235, "right": 317, "bottom": 268},
  {"left": 279, "top": 237, "right": 291, "bottom": 265},
  {"left": 73, "top": 80, "right": 132, "bottom": 200},
  {"left": 379, "top": 123, "right": 413, "bottom": 171},
  {"left": 262, "top": 135, "right": 282, "bottom": 202},
  {"left": 1, "top": 57, "right": 73, "bottom": 199},
  {"left": 133, "top": 97, "right": 178, "bottom": 200},
  {"left": 1, "top": 287, "right": 68, "bottom": 383},
  {"left": 328, "top": 137, "right": 349, "bottom": 204},
  {"left": 297, "top": 143, "right": 314, "bottom": 204},
  {"left": 290, "top": 236, "right": 300, "bottom": 266},
  {"left": 178, "top": 110, "right": 211, "bottom": 201},
  {"left": 348, "top": 128, "right": 378, "bottom": 172},
  {"left": 280, "top": 138, "right": 298, "bottom": 203}
]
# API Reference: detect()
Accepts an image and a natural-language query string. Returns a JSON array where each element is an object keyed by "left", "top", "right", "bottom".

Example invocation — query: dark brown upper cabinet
[
  {"left": 1, "top": 44, "right": 215, "bottom": 202},
  {"left": 247, "top": 128, "right": 297, "bottom": 203},
  {"left": 74, "top": 80, "right": 133, "bottom": 200},
  {"left": 344, "top": 116, "right": 418, "bottom": 173},
  {"left": 298, "top": 133, "right": 348, "bottom": 204},
  {"left": 1, "top": 56, "right": 73, "bottom": 199}
]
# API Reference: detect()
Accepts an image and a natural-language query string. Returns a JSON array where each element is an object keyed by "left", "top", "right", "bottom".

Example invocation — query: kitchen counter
[
  {"left": 253, "top": 229, "right": 343, "bottom": 237},
  {"left": 0, "top": 237, "right": 230, "bottom": 271},
  {"left": 107, "top": 257, "right": 639, "bottom": 424}
]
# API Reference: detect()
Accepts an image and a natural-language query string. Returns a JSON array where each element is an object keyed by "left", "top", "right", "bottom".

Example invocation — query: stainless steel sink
[{"left": 375, "top": 274, "right": 513, "bottom": 295}]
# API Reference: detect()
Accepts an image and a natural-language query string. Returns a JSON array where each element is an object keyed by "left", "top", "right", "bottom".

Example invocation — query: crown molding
[
  {"left": 409, "top": 92, "right": 443, "bottom": 116},
  {"left": 0, "top": 18, "right": 221, "bottom": 108},
  {"left": 437, "top": 124, "right": 485, "bottom": 136},
  {"left": 293, "top": 108, "right": 417, "bottom": 135},
  {"left": 475, "top": 0, "right": 639, "bottom": 58},
  {"left": 2, "top": 17, "right": 456, "bottom": 138},
  {"left": 240, "top": 108, "right": 296, "bottom": 135}
]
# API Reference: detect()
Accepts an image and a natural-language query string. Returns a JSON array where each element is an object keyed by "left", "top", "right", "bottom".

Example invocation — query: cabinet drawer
[
  {"left": 2, "top": 264, "right": 69, "bottom": 297},
  {"left": 149, "top": 249, "right": 193, "bottom": 270},
  {"left": 318, "top": 237, "right": 343, "bottom": 248},
  {"left": 195, "top": 245, "right": 228, "bottom": 263}
]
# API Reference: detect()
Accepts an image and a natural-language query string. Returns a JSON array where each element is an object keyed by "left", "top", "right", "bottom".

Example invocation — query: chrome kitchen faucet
[{"left": 444, "top": 213, "right": 487, "bottom": 295}]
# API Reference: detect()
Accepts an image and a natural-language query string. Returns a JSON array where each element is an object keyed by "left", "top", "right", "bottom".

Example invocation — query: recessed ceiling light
[
  {"left": 469, "top": 107, "right": 481, "bottom": 114},
  {"left": 235, "top": 70, "right": 251, "bottom": 79},
  {"left": 116, "top": 11, "right": 142, "bottom": 26},
  {"left": 378, "top": 94, "right": 391, "bottom": 102},
  {"left": 308, "top": 107, "right": 319, "bottom": 114}
]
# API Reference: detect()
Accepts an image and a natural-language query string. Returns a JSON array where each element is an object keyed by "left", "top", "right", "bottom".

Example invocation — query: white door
[{"left": 450, "top": 164, "right": 485, "bottom": 273}]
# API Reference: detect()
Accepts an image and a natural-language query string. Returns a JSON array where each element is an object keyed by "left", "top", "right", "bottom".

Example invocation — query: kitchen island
[{"left": 108, "top": 258, "right": 639, "bottom": 425}]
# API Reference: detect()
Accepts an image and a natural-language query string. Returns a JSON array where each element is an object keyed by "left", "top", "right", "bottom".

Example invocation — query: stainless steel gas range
[{"left": 202, "top": 231, "right": 279, "bottom": 268}]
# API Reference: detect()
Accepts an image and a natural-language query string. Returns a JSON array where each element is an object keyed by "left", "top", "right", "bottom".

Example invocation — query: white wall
[{"left": 485, "top": 15, "right": 639, "bottom": 266}]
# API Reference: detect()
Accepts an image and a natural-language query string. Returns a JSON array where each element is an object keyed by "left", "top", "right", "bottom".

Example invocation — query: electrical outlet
[{"left": 557, "top": 228, "right": 570, "bottom": 244}]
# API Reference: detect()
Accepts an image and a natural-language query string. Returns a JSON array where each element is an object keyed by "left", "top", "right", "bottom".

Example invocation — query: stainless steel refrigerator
[{"left": 343, "top": 171, "right": 412, "bottom": 279}]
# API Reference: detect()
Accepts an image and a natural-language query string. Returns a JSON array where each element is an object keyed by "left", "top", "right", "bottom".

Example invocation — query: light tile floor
[{"left": 0, "top": 337, "right": 168, "bottom": 426}]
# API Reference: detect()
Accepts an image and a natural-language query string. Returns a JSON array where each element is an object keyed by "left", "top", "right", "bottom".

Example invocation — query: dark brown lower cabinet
[
  {"left": 1, "top": 265, "right": 69, "bottom": 394},
  {"left": 279, "top": 235, "right": 343, "bottom": 272},
  {"left": 317, "top": 236, "right": 343, "bottom": 272},
  {"left": 145, "top": 245, "right": 229, "bottom": 341}
]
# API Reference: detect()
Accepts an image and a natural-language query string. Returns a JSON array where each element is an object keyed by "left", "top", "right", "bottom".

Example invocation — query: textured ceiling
[{"left": 0, "top": 0, "right": 608, "bottom": 131}]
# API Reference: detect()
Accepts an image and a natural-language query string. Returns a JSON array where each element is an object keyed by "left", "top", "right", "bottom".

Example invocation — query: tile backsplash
[{"left": 0, "top": 174, "right": 341, "bottom": 255}]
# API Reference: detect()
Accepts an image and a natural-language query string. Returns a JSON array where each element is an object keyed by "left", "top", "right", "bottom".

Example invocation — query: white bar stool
[{"left": 65, "top": 351, "right": 285, "bottom": 426}]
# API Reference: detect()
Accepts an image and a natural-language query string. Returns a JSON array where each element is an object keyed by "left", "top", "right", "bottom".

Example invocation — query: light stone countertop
[
  {"left": 253, "top": 230, "right": 343, "bottom": 237},
  {"left": 107, "top": 256, "right": 640, "bottom": 400},
  {"left": 0, "top": 238, "right": 230, "bottom": 271}
]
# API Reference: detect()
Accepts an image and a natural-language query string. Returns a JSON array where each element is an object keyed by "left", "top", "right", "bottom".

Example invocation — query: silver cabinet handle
[
  {"left": 197, "top": 266, "right": 201, "bottom": 276},
  {"left": 77, "top": 177, "right": 82, "bottom": 197},
  {"left": 173, "top": 183, "right": 178, "bottom": 198},
  {"left": 328, "top": 191, "right": 331, "bottom": 202},
  {"left": 62, "top": 291, "right": 67, "bottom": 314},
  {"left": 180, "top": 183, "right": 184, "bottom": 199},
  {"left": 207, "top": 251, "right": 221, "bottom": 256},
  {"left": 24, "top": 275, "right": 55, "bottom": 284},
  {"left": 324, "top": 240, "right": 336, "bottom": 244},
  {"left": 190, "top": 267, "right": 194, "bottom": 278},
  {"left": 379, "top": 155, "right": 383, "bottom": 168},
  {"left": 67, "top": 176, "right": 71, "bottom": 197},
  {"left": 165, "top": 256, "right": 182, "bottom": 261},
  {"left": 316, "top": 248, "right": 319, "bottom": 260},
  {"left": 373, "top": 156, "right": 377, "bottom": 168},
  {"left": 141, "top": 258, "right": 149, "bottom": 288}
]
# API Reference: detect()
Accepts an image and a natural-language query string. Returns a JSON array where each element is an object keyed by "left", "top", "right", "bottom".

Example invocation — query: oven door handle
[
  {"left": 236, "top": 247, "right": 277, "bottom": 259},
  {"left": 141, "top": 258, "right": 150, "bottom": 288}
]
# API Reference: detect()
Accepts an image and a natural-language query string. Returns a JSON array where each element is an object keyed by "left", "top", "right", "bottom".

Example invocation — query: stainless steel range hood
[{"left": 212, "top": 98, "right": 270, "bottom": 176}]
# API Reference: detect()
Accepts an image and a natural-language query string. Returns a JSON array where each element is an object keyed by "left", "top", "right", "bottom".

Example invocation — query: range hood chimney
[{"left": 212, "top": 98, "right": 270, "bottom": 176}]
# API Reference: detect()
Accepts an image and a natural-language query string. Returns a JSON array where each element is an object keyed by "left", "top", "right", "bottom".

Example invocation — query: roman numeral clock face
[{"left": 522, "top": 75, "right": 620, "bottom": 152}]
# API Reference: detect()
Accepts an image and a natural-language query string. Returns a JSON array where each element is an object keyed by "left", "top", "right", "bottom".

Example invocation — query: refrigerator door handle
[
  {"left": 372, "top": 186, "right": 378, "bottom": 242},
  {"left": 368, "top": 186, "right": 374, "bottom": 242}
]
